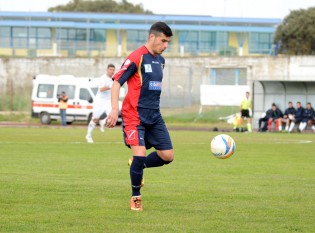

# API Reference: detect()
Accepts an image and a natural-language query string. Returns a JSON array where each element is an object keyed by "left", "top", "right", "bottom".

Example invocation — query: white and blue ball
[{"left": 210, "top": 134, "right": 235, "bottom": 159}]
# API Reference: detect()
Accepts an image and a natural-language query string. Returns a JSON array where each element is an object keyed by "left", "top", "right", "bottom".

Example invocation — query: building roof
[{"left": 0, "top": 12, "right": 281, "bottom": 33}]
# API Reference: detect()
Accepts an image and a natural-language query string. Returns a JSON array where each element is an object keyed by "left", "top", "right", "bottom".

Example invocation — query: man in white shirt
[{"left": 86, "top": 64, "right": 115, "bottom": 143}]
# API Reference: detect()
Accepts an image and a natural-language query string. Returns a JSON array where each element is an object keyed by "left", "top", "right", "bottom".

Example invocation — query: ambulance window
[
  {"left": 37, "top": 84, "right": 54, "bottom": 98},
  {"left": 57, "top": 85, "right": 75, "bottom": 99},
  {"left": 79, "top": 88, "right": 92, "bottom": 101},
  {"left": 91, "top": 87, "right": 98, "bottom": 95}
]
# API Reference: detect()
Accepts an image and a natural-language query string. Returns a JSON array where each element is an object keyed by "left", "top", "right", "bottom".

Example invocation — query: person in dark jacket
[
  {"left": 258, "top": 108, "right": 272, "bottom": 132},
  {"left": 298, "top": 102, "right": 314, "bottom": 132},
  {"left": 267, "top": 103, "right": 283, "bottom": 132},
  {"left": 287, "top": 101, "right": 304, "bottom": 133},
  {"left": 281, "top": 101, "right": 296, "bottom": 132}
]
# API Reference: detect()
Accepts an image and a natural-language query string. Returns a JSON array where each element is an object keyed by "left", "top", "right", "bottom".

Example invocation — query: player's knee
[
  {"left": 158, "top": 150, "right": 174, "bottom": 163},
  {"left": 164, "top": 151, "right": 174, "bottom": 164}
]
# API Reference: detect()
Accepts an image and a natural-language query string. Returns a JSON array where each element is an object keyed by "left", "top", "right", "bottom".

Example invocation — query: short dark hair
[
  {"left": 272, "top": 103, "right": 276, "bottom": 107},
  {"left": 107, "top": 64, "right": 115, "bottom": 69},
  {"left": 149, "top": 21, "right": 173, "bottom": 37}
]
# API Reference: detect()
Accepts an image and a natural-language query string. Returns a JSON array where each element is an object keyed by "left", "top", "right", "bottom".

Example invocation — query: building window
[
  {"left": 37, "top": 28, "right": 52, "bottom": 49},
  {"left": 216, "top": 32, "right": 230, "bottom": 55},
  {"left": 179, "top": 31, "right": 198, "bottom": 53},
  {"left": 199, "top": 31, "right": 216, "bottom": 52},
  {"left": 179, "top": 31, "right": 229, "bottom": 54},
  {"left": 12, "top": 27, "right": 27, "bottom": 48},
  {"left": 90, "top": 29, "right": 106, "bottom": 50},
  {"left": 249, "top": 32, "right": 272, "bottom": 54},
  {"left": 56, "top": 28, "right": 106, "bottom": 51},
  {"left": 29, "top": 28, "right": 51, "bottom": 49},
  {"left": 4, "top": 27, "right": 51, "bottom": 49},
  {"left": 0, "top": 27, "right": 11, "bottom": 48},
  {"left": 211, "top": 68, "right": 247, "bottom": 85},
  {"left": 127, "top": 30, "right": 146, "bottom": 51},
  {"left": 91, "top": 29, "right": 106, "bottom": 42}
]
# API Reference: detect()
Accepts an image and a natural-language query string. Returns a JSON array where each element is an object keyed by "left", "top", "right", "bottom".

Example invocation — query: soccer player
[
  {"left": 106, "top": 22, "right": 174, "bottom": 211},
  {"left": 298, "top": 102, "right": 314, "bottom": 132},
  {"left": 267, "top": 103, "right": 283, "bottom": 132},
  {"left": 86, "top": 64, "right": 115, "bottom": 143},
  {"left": 240, "top": 91, "right": 252, "bottom": 132},
  {"left": 281, "top": 101, "right": 296, "bottom": 132},
  {"left": 287, "top": 101, "right": 304, "bottom": 133}
]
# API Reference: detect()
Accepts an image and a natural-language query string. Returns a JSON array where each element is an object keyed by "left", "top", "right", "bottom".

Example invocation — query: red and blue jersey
[{"left": 113, "top": 46, "right": 165, "bottom": 125}]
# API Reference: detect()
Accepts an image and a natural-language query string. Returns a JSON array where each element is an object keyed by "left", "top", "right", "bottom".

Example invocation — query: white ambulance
[{"left": 31, "top": 74, "right": 122, "bottom": 125}]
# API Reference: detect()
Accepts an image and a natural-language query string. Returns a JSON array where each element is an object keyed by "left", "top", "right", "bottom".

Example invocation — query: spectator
[
  {"left": 281, "top": 101, "right": 296, "bottom": 132},
  {"left": 258, "top": 109, "right": 272, "bottom": 132},
  {"left": 288, "top": 101, "right": 304, "bottom": 133},
  {"left": 299, "top": 102, "right": 314, "bottom": 132},
  {"left": 58, "top": 91, "right": 68, "bottom": 126},
  {"left": 267, "top": 103, "right": 283, "bottom": 132}
]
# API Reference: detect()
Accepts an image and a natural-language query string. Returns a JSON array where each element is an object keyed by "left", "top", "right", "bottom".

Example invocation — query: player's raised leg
[{"left": 144, "top": 150, "right": 174, "bottom": 168}]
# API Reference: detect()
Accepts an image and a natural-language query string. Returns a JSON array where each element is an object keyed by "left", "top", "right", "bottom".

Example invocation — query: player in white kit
[{"left": 86, "top": 64, "right": 115, "bottom": 143}]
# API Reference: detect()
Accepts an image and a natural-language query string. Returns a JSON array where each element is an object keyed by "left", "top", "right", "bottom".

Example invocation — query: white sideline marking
[
  {"left": 0, "top": 140, "right": 312, "bottom": 145},
  {"left": 0, "top": 141, "right": 124, "bottom": 144},
  {"left": 275, "top": 140, "right": 312, "bottom": 144}
]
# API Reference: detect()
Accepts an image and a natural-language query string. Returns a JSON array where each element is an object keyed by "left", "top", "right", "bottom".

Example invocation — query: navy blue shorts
[{"left": 122, "top": 108, "right": 173, "bottom": 150}]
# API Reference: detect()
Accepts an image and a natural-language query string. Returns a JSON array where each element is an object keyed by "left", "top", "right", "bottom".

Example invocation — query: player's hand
[{"left": 106, "top": 109, "right": 119, "bottom": 128}]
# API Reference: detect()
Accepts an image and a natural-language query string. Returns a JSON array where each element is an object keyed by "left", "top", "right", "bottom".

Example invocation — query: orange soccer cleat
[{"left": 130, "top": 196, "right": 143, "bottom": 211}]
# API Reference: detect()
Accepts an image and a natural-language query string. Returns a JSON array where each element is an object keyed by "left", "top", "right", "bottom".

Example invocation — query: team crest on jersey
[
  {"left": 149, "top": 81, "right": 162, "bottom": 91},
  {"left": 144, "top": 64, "right": 153, "bottom": 73},
  {"left": 124, "top": 59, "right": 131, "bottom": 65}
]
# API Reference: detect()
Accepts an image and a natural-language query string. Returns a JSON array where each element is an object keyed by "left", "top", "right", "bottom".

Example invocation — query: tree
[
  {"left": 48, "top": 0, "right": 153, "bottom": 14},
  {"left": 274, "top": 7, "right": 315, "bottom": 55}
]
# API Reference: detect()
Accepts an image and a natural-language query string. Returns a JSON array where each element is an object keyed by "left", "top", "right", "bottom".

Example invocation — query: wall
[{"left": 1, "top": 56, "right": 315, "bottom": 111}]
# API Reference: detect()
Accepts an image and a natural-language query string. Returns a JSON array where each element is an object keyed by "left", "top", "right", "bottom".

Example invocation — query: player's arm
[
  {"left": 99, "top": 86, "right": 111, "bottom": 92},
  {"left": 106, "top": 80, "right": 120, "bottom": 128}
]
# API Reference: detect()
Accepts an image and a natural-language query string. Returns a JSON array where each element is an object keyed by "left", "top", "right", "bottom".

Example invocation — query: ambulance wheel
[{"left": 40, "top": 112, "right": 51, "bottom": 125}]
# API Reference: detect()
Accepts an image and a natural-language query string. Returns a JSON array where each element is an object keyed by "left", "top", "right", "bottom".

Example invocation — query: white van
[{"left": 31, "top": 74, "right": 122, "bottom": 125}]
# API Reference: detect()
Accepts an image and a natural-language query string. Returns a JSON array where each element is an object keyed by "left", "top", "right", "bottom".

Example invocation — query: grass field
[{"left": 0, "top": 126, "right": 314, "bottom": 233}]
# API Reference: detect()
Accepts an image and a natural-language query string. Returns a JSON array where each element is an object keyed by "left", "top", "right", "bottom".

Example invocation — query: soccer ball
[{"left": 210, "top": 134, "right": 235, "bottom": 159}]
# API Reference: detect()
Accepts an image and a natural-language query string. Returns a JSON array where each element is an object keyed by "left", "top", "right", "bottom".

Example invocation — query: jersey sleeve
[{"left": 113, "top": 55, "right": 139, "bottom": 86}]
